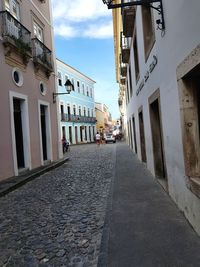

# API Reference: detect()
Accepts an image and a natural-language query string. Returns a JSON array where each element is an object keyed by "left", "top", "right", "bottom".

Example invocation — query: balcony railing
[
  {"left": 120, "top": 78, "right": 126, "bottom": 85},
  {"left": 32, "top": 38, "right": 53, "bottom": 72},
  {"left": 0, "top": 11, "right": 31, "bottom": 58},
  {"left": 119, "top": 53, "right": 127, "bottom": 77},
  {"left": 122, "top": 6, "right": 136, "bottom": 37},
  {"left": 118, "top": 98, "right": 123, "bottom": 106},
  {"left": 121, "top": 32, "right": 130, "bottom": 64},
  {"left": 61, "top": 114, "right": 96, "bottom": 123}
]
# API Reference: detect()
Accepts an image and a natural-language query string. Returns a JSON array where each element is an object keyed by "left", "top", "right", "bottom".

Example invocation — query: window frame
[{"left": 141, "top": 5, "right": 155, "bottom": 61}]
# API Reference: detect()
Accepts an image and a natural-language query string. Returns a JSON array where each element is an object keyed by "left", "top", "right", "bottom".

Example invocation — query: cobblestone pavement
[{"left": 0, "top": 144, "right": 116, "bottom": 267}]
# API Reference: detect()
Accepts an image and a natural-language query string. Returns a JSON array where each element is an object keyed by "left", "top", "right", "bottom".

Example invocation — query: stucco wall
[
  {"left": 0, "top": 0, "right": 59, "bottom": 180},
  {"left": 126, "top": 0, "right": 200, "bottom": 234}
]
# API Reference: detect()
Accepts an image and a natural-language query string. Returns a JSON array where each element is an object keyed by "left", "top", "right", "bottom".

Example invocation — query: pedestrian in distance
[
  {"left": 95, "top": 132, "right": 101, "bottom": 146},
  {"left": 62, "top": 136, "right": 70, "bottom": 153}
]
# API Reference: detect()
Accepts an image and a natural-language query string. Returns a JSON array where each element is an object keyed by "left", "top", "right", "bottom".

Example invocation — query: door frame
[
  {"left": 138, "top": 106, "right": 147, "bottom": 163},
  {"left": 38, "top": 100, "right": 52, "bottom": 165},
  {"left": 149, "top": 89, "right": 168, "bottom": 187},
  {"left": 9, "top": 91, "right": 31, "bottom": 176}
]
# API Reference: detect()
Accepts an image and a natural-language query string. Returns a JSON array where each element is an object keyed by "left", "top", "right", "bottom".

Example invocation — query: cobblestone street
[{"left": 0, "top": 144, "right": 116, "bottom": 267}]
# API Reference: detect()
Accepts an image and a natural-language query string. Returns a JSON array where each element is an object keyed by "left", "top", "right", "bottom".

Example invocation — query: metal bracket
[
  {"left": 53, "top": 92, "right": 70, "bottom": 103},
  {"left": 103, "top": 0, "right": 165, "bottom": 31}
]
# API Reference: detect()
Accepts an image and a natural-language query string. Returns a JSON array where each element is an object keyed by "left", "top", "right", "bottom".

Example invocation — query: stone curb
[{"left": 0, "top": 157, "right": 70, "bottom": 198}]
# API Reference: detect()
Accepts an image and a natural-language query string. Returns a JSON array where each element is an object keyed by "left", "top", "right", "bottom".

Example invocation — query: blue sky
[{"left": 51, "top": 0, "right": 120, "bottom": 119}]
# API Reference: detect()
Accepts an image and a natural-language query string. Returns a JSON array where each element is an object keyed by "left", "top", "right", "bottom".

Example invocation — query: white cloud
[
  {"left": 52, "top": 0, "right": 113, "bottom": 39},
  {"left": 83, "top": 21, "right": 113, "bottom": 39},
  {"left": 52, "top": 0, "right": 110, "bottom": 22},
  {"left": 54, "top": 24, "right": 78, "bottom": 38}
]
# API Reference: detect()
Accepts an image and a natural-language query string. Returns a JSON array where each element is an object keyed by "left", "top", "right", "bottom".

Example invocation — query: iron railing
[
  {"left": 0, "top": 11, "right": 31, "bottom": 55},
  {"left": 32, "top": 38, "right": 53, "bottom": 71},
  {"left": 61, "top": 114, "right": 96, "bottom": 123},
  {"left": 120, "top": 32, "right": 130, "bottom": 63}
]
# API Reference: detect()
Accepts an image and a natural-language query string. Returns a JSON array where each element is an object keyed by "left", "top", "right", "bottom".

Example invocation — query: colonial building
[
  {"left": 0, "top": 0, "right": 59, "bottom": 181},
  {"left": 110, "top": 0, "right": 200, "bottom": 234},
  {"left": 56, "top": 59, "right": 96, "bottom": 145},
  {"left": 95, "top": 102, "right": 112, "bottom": 133}
]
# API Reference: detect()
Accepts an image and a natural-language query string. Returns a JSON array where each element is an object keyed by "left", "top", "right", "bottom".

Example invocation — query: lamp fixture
[
  {"left": 102, "top": 0, "right": 165, "bottom": 31},
  {"left": 53, "top": 79, "right": 74, "bottom": 103}
]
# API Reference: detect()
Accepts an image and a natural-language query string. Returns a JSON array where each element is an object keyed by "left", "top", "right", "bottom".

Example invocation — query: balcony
[
  {"left": 121, "top": 32, "right": 130, "bottom": 64},
  {"left": 32, "top": 38, "right": 53, "bottom": 77},
  {"left": 0, "top": 11, "right": 32, "bottom": 64},
  {"left": 122, "top": 6, "right": 136, "bottom": 37},
  {"left": 118, "top": 98, "right": 123, "bottom": 106},
  {"left": 61, "top": 114, "right": 96, "bottom": 123},
  {"left": 120, "top": 78, "right": 126, "bottom": 85},
  {"left": 119, "top": 54, "right": 127, "bottom": 77}
]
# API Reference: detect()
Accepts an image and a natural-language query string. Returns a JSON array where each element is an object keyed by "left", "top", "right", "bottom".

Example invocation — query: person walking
[{"left": 95, "top": 132, "right": 101, "bottom": 146}]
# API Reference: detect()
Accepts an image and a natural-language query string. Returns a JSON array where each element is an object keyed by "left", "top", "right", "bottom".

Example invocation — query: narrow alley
[{"left": 1, "top": 143, "right": 200, "bottom": 267}]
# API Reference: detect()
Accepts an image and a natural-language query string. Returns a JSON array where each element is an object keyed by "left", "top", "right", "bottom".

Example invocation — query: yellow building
[
  {"left": 95, "top": 108, "right": 105, "bottom": 133},
  {"left": 95, "top": 102, "right": 112, "bottom": 133}
]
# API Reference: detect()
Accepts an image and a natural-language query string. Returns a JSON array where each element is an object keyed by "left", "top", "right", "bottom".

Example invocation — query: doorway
[
  {"left": 129, "top": 119, "right": 133, "bottom": 149},
  {"left": 138, "top": 109, "right": 147, "bottom": 163},
  {"left": 62, "top": 126, "right": 66, "bottom": 138},
  {"left": 149, "top": 94, "right": 166, "bottom": 180},
  {"left": 85, "top": 126, "right": 87, "bottom": 141},
  {"left": 80, "top": 126, "right": 83, "bottom": 142},
  {"left": 69, "top": 126, "right": 72, "bottom": 144},
  {"left": 40, "top": 105, "right": 47, "bottom": 161},
  {"left": 67, "top": 105, "right": 71, "bottom": 121},
  {"left": 89, "top": 126, "right": 91, "bottom": 142},
  {"left": 13, "top": 98, "right": 25, "bottom": 169},
  {"left": 75, "top": 126, "right": 78, "bottom": 144},
  {"left": 132, "top": 116, "right": 137, "bottom": 154},
  {"left": 60, "top": 104, "right": 64, "bottom": 121}
]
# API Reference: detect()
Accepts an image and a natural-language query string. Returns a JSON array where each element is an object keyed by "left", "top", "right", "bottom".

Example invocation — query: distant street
[{"left": 0, "top": 144, "right": 116, "bottom": 267}]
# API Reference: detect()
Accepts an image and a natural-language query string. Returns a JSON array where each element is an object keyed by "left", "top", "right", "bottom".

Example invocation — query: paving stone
[{"left": 0, "top": 144, "right": 115, "bottom": 266}]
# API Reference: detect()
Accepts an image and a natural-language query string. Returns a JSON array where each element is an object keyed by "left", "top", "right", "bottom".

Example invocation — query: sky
[{"left": 51, "top": 0, "right": 120, "bottom": 119}]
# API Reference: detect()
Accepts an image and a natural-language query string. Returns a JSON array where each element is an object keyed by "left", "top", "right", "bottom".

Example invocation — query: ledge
[
  {"left": 0, "top": 156, "right": 70, "bottom": 198},
  {"left": 190, "top": 177, "right": 200, "bottom": 198}
]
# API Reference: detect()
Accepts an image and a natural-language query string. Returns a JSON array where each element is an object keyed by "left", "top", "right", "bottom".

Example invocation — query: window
[
  {"left": 82, "top": 83, "right": 85, "bottom": 95},
  {"left": 126, "top": 80, "right": 130, "bottom": 103},
  {"left": 142, "top": 6, "right": 155, "bottom": 60},
  {"left": 86, "top": 86, "right": 89, "bottom": 97},
  {"left": 65, "top": 75, "right": 68, "bottom": 82},
  {"left": 77, "top": 81, "right": 80, "bottom": 93},
  {"left": 90, "top": 88, "right": 93, "bottom": 98},
  {"left": 73, "top": 105, "right": 76, "bottom": 115},
  {"left": 33, "top": 21, "right": 43, "bottom": 42},
  {"left": 58, "top": 72, "right": 62, "bottom": 86},
  {"left": 67, "top": 104, "right": 71, "bottom": 115},
  {"left": 91, "top": 109, "right": 93, "bottom": 117},
  {"left": 177, "top": 53, "right": 200, "bottom": 198},
  {"left": 129, "top": 66, "right": 133, "bottom": 97},
  {"left": 5, "top": 0, "right": 20, "bottom": 20},
  {"left": 71, "top": 78, "right": 75, "bottom": 91},
  {"left": 133, "top": 34, "right": 140, "bottom": 82},
  {"left": 79, "top": 106, "right": 81, "bottom": 116},
  {"left": 88, "top": 108, "right": 90, "bottom": 117},
  {"left": 83, "top": 107, "right": 86, "bottom": 116},
  {"left": 12, "top": 68, "right": 23, "bottom": 87}
]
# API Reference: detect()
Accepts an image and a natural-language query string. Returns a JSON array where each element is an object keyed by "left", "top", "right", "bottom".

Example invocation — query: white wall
[{"left": 126, "top": 0, "right": 200, "bottom": 234}]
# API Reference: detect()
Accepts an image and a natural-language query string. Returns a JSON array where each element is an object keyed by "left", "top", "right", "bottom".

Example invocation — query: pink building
[{"left": 0, "top": 0, "right": 59, "bottom": 181}]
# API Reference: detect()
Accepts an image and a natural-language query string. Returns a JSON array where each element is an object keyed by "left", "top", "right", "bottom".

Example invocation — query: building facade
[
  {"left": 0, "top": 0, "right": 59, "bottom": 181},
  {"left": 95, "top": 102, "right": 112, "bottom": 133},
  {"left": 112, "top": 0, "right": 200, "bottom": 234},
  {"left": 56, "top": 59, "right": 96, "bottom": 145}
]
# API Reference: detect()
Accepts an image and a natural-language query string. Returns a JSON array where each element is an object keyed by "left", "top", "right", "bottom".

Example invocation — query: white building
[{"left": 112, "top": 0, "right": 200, "bottom": 234}]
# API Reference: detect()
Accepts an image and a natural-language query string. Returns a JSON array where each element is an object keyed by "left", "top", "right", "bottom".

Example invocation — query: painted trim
[
  {"left": 9, "top": 91, "right": 32, "bottom": 176},
  {"left": 38, "top": 100, "right": 53, "bottom": 165}
]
